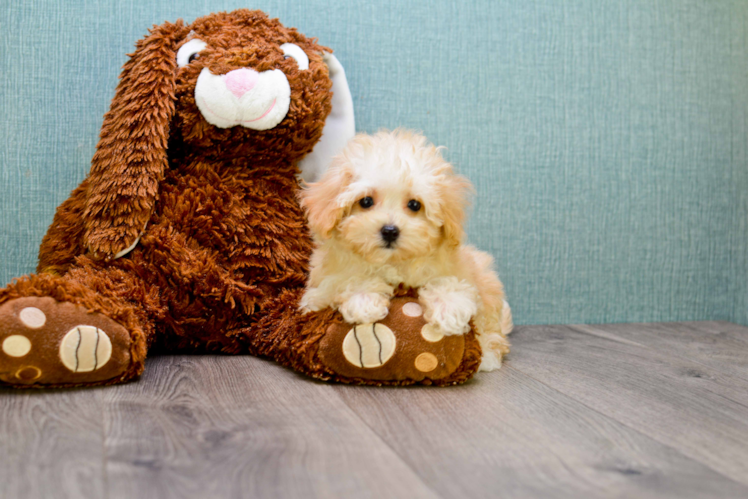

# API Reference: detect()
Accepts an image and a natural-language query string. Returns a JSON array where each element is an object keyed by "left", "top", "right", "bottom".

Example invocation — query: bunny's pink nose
[{"left": 224, "top": 68, "right": 259, "bottom": 98}]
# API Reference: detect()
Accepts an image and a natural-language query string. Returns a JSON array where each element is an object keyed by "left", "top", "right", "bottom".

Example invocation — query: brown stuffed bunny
[{"left": 0, "top": 9, "right": 483, "bottom": 388}]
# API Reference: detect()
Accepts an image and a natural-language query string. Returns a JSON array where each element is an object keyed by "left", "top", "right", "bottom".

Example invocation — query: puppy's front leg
[
  {"left": 300, "top": 287, "right": 330, "bottom": 313},
  {"left": 419, "top": 277, "right": 479, "bottom": 335},
  {"left": 337, "top": 278, "right": 394, "bottom": 325}
]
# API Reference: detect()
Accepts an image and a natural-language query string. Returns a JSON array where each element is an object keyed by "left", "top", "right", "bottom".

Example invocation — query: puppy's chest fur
[{"left": 311, "top": 243, "right": 465, "bottom": 289}]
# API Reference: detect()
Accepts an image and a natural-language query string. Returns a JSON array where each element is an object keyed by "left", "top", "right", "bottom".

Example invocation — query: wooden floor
[{"left": 2, "top": 321, "right": 748, "bottom": 498}]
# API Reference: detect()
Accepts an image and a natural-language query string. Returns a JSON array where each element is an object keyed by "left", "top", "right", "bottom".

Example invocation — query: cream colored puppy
[{"left": 299, "top": 130, "right": 512, "bottom": 371}]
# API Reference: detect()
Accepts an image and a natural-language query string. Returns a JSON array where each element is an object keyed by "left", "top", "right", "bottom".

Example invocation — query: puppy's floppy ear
[
  {"left": 83, "top": 21, "right": 188, "bottom": 260},
  {"left": 299, "top": 161, "right": 353, "bottom": 239},
  {"left": 434, "top": 170, "right": 475, "bottom": 247},
  {"left": 297, "top": 53, "right": 355, "bottom": 184}
]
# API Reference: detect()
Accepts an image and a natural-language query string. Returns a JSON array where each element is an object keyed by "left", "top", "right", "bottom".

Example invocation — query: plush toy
[{"left": 0, "top": 9, "right": 485, "bottom": 388}]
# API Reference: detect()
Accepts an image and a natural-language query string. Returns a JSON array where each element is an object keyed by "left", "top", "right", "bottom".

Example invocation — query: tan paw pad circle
[
  {"left": 16, "top": 366, "right": 42, "bottom": 382},
  {"left": 2, "top": 335, "right": 32, "bottom": 357},
  {"left": 414, "top": 352, "right": 439, "bottom": 372},
  {"left": 401, "top": 302, "right": 423, "bottom": 317},
  {"left": 19, "top": 307, "right": 46, "bottom": 328},
  {"left": 59, "top": 326, "right": 113, "bottom": 373},
  {"left": 342, "top": 323, "right": 396, "bottom": 368},
  {"left": 420, "top": 323, "right": 445, "bottom": 342}
]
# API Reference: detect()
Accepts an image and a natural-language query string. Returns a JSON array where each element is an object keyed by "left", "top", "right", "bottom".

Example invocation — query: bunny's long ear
[
  {"left": 83, "top": 21, "right": 187, "bottom": 260},
  {"left": 298, "top": 53, "right": 356, "bottom": 184}
]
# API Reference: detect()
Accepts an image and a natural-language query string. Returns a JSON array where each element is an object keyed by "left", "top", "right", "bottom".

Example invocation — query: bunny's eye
[
  {"left": 177, "top": 39, "right": 207, "bottom": 68},
  {"left": 280, "top": 43, "right": 309, "bottom": 70}
]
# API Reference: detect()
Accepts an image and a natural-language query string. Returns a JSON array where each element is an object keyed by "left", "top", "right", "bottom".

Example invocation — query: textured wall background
[{"left": 1, "top": 0, "right": 746, "bottom": 326}]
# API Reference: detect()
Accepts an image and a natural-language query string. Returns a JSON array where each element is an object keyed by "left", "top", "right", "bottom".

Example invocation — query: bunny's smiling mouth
[
  {"left": 244, "top": 99, "right": 276, "bottom": 123},
  {"left": 194, "top": 68, "right": 291, "bottom": 130},
  {"left": 198, "top": 97, "right": 277, "bottom": 126}
]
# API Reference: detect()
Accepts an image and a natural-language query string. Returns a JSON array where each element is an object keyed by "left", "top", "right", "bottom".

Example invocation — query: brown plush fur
[
  {"left": 34, "top": 10, "right": 327, "bottom": 356},
  {"left": 0, "top": 10, "right": 482, "bottom": 388}
]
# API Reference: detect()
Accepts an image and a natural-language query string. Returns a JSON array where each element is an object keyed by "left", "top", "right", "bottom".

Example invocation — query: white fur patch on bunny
[
  {"left": 195, "top": 68, "right": 291, "bottom": 130},
  {"left": 298, "top": 53, "right": 355, "bottom": 183}
]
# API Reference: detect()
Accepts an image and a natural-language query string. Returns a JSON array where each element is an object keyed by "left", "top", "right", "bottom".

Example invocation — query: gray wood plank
[
  {"left": 571, "top": 321, "right": 748, "bottom": 382},
  {"left": 332, "top": 363, "right": 748, "bottom": 498},
  {"left": 0, "top": 388, "right": 105, "bottom": 498},
  {"left": 3, "top": 322, "right": 747, "bottom": 498},
  {"left": 101, "top": 355, "right": 436, "bottom": 499},
  {"left": 509, "top": 324, "right": 748, "bottom": 488}
]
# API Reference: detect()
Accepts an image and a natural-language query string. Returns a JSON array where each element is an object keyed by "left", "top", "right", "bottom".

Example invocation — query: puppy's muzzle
[{"left": 380, "top": 225, "right": 400, "bottom": 247}]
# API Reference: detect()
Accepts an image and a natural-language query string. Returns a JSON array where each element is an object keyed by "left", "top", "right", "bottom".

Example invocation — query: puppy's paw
[
  {"left": 420, "top": 277, "right": 479, "bottom": 335},
  {"left": 479, "top": 350, "right": 503, "bottom": 372},
  {"left": 477, "top": 332, "right": 509, "bottom": 371},
  {"left": 300, "top": 288, "right": 327, "bottom": 313},
  {"left": 339, "top": 293, "right": 390, "bottom": 325},
  {"left": 423, "top": 299, "right": 476, "bottom": 335}
]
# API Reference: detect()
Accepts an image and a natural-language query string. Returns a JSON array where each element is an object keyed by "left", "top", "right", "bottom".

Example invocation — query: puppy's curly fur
[{"left": 300, "top": 130, "right": 513, "bottom": 371}]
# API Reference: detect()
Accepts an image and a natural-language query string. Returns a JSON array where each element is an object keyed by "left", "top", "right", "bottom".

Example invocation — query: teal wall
[{"left": 2, "top": 0, "right": 747, "bottom": 326}]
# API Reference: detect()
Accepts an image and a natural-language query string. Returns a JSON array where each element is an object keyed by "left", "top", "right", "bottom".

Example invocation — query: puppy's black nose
[{"left": 380, "top": 225, "right": 400, "bottom": 244}]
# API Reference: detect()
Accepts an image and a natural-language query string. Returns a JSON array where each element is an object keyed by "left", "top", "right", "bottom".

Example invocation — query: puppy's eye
[
  {"left": 177, "top": 39, "right": 207, "bottom": 68},
  {"left": 407, "top": 199, "right": 422, "bottom": 212},
  {"left": 280, "top": 43, "right": 310, "bottom": 70},
  {"left": 359, "top": 196, "right": 374, "bottom": 209}
]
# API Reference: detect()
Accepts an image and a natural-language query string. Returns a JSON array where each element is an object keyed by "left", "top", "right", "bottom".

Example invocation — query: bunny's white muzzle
[{"left": 195, "top": 67, "right": 291, "bottom": 130}]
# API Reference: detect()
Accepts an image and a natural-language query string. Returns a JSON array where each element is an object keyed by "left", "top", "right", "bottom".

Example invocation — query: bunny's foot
[
  {"left": 250, "top": 287, "right": 483, "bottom": 386},
  {"left": 0, "top": 297, "right": 134, "bottom": 387}
]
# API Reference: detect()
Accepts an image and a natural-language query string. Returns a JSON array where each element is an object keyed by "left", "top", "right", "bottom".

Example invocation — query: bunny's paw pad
[
  {"left": 0, "top": 297, "right": 131, "bottom": 386},
  {"left": 318, "top": 296, "right": 466, "bottom": 383}
]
